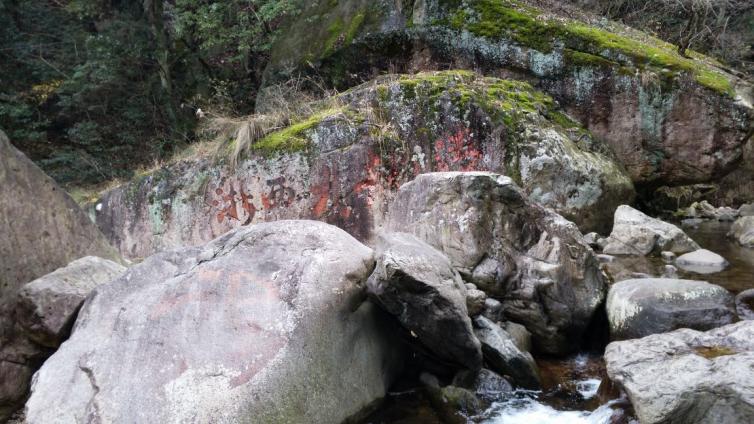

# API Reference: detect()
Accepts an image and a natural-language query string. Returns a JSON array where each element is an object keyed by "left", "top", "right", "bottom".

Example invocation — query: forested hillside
[{"left": 0, "top": 0, "right": 297, "bottom": 185}]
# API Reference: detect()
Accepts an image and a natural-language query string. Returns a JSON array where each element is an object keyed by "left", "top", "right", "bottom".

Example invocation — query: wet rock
[
  {"left": 473, "top": 316, "right": 540, "bottom": 389},
  {"left": 675, "top": 249, "right": 729, "bottom": 274},
  {"left": 25, "top": 221, "right": 402, "bottom": 424},
  {"left": 453, "top": 368, "right": 513, "bottom": 401},
  {"left": 386, "top": 172, "right": 606, "bottom": 355},
  {"left": 367, "top": 232, "right": 482, "bottom": 370},
  {"left": 603, "top": 205, "right": 700, "bottom": 255},
  {"left": 605, "top": 321, "right": 754, "bottom": 424},
  {"left": 729, "top": 216, "right": 754, "bottom": 247},
  {"left": 606, "top": 278, "right": 736, "bottom": 340},
  {"left": 735, "top": 289, "right": 754, "bottom": 320},
  {"left": 681, "top": 201, "right": 739, "bottom": 221}
]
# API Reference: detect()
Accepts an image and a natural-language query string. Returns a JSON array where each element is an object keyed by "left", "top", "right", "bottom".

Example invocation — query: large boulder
[
  {"left": 606, "top": 278, "right": 736, "bottom": 340},
  {"left": 366, "top": 232, "right": 482, "bottom": 370},
  {"left": 0, "top": 130, "right": 121, "bottom": 302},
  {"left": 0, "top": 256, "right": 125, "bottom": 421},
  {"left": 24, "top": 221, "right": 402, "bottom": 424},
  {"left": 729, "top": 216, "right": 754, "bottom": 247},
  {"left": 605, "top": 321, "right": 754, "bottom": 424},
  {"left": 0, "top": 129, "right": 122, "bottom": 421},
  {"left": 603, "top": 205, "right": 701, "bottom": 255},
  {"left": 473, "top": 316, "right": 540, "bottom": 390},
  {"left": 385, "top": 172, "right": 606, "bottom": 355}
]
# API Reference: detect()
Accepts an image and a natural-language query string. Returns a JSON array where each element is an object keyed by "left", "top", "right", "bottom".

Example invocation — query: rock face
[
  {"left": 25, "top": 221, "right": 402, "bottom": 424},
  {"left": 262, "top": 0, "right": 753, "bottom": 192},
  {"left": 0, "top": 129, "right": 121, "bottom": 422},
  {"left": 603, "top": 205, "right": 701, "bottom": 255},
  {"left": 366, "top": 232, "right": 482, "bottom": 370},
  {"left": 729, "top": 216, "right": 754, "bottom": 247},
  {"left": 385, "top": 172, "right": 606, "bottom": 354},
  {"left": 0, "top": 256, "right": 125, "bottom": 422},
  {"left": 0, "top": 130, "right": 121, "bottom": 300},
  {"left": 675, "top": 249, "right": 729, "bottom": 274},
  {"left": 91, "top": 72, "right": 633, "bottom": 260},
  {"left": 605, "top": 321, "right": 754, "bottom": 424},
  {"left": 473, "top": 316, "right": 540, "bottom": 390},
  {"left": 736, "top": 289, "right": 754, "bottom": 320},
  {"left": 606, "top": 278, "right": 736, "bottom": 340}
]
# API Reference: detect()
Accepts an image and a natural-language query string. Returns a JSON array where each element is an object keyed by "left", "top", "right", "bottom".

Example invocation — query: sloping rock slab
[
  {"left": 367, "top": 232, "right": 482, "bottom": 370},
  {"left": 606, "top": 278, "right": 735, "bottom": 340},
  {"left": 25, "top": 221, "right": 401, "bottom": 424},
  {"left": 473, "top": 316, "right": 540, "bottom": 389},
  {"left": 386, "top": 172, "right": 606, "bottom": 355},
  {"left": 605, "top": 321, "right": 754, "bottom": 424},
  {"left": 603, "top": 205, "right": 700, "bottom": 255}
]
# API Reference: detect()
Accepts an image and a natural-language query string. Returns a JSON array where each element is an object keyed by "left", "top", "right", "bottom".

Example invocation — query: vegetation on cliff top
[{"left": 445, "top": 0, "right": 735, "bottom": 95}]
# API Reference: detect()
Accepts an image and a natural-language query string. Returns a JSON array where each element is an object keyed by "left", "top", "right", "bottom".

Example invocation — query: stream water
[{"left": 361, "top": 220, "right": 754, "bottom": 424}]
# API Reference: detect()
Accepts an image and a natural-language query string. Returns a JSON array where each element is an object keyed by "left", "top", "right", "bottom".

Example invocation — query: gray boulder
[
  {"left": 16, "top": 256, "right": 126, "bottom": 348},
  {"left": 25, "top": 221, "right": 402, "bottom": 424},
  {"left": 675, "top": 249, "right": 729, "bottom": 274},
  {"left": 606, "top": 278, "right": 736, "bottom": 340},
  {"left": 453, "top": 368, "right": 513, "bottom": 400},
  {"left": 473, "top": 316, "right": 540, "bottom": 389},
  {"left": 729, "top": 216, "right": 754, "bottom": 247},
  {"left": 603, "top": 205, "right": 700, "bottom": 255},
  {"left": 0, "top": 256, "right": 124, "bottom": 421},
  {"left": 605, "top": 321, "right": 754, "bottom": 424},
  {"left": 736, "top": 289, "right": 754, "bottom": 320},
  {"left": 739, "top": 204, "right": 754, "bottom": 217},
  {"left": 367, "top": 232, "right": 482, "bottom": 370},
  {"left": 386, "top": 172, "right": 606, "bottom": 355},
  {"left": 0, "top": 130, "right": 122, "bottom": 421}
]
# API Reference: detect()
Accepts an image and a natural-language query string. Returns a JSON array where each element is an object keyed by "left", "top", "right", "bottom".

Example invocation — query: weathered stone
[
  {"left": 0, "top": 131, "right": 122, "bottom": 301},
  {"left": 481, "top": 298, "right": 503, "bottom": 322},
  {"left": 385, "top": 172, "right": 606, "bottom": 354},
  {"left": 465, "top": 287, "right": 487, "bottom": 317},
  {"left": 603, "top": 205, "right": 700, "bottom": 255},
  {"left": 1, "top": 131, "right": 124, "bottom": 422},
  {"left": 0, "top": 256, "right": 124, "bottom": 421},
  {"left": 452, "top": 368, "right": 513, "bottom": 401},
  {"left": 473, "top": 316, "right": 540, "bottom": 390},
  {"left": 500, "top": 321, "right": 533, "bottom": 354},
  {"left": 25, "top": 221, "right": 402, "bottom": 424},
  {"left": 92, "top": 72, "right": 634, "bottom": 262},
  {"left": 583, "top": 232, "right": 600, "bottom": 249},
  {"left": 16, "top": 257, "right": 126, "bottom": 348},
  {"left": 661, "top": 251, "right": 676, "bottom": 263},
  {"left": 263, "top": 0, "right": 753, "bottom": 196},
  {"left": 675, "top": 249, "right": 729, "bottom": 274},
  {"left": 367, "top": 232, "right": 482, "bottom": 370},
  {"left": 662, "top": 265, "right": 679, "bottom": 279},
  {"left": 735, "top": 289, "right": 754, "bottom": 320},
  {"left": 605, "top": 321, "right": 754, "bottom": 424},
  {"left": 740, "top": 204, "right": 754, "bottom": 217},
  {"left": 606, "top": 278, "right": 736, "bottom": 340},
  {"left": 729, "top": 216, "right": 754, "bottom": 247}
]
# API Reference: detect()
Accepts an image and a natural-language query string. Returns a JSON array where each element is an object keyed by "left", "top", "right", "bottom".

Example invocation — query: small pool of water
[{"left": 605, "top": 221, "right": 754, "bottom": 293}]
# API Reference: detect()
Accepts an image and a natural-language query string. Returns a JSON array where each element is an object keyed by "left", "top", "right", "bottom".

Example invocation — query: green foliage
[{"left": 0, "top": 0, "right": 298, "bottom": 186}]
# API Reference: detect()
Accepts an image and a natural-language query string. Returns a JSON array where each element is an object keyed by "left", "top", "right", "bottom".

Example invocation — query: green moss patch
[
  {"left": 253, "top": 108, "right": 345, "bottom": 155},
  {"left": 444, "top": 0, "right": 735, "bottom": 96}
]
